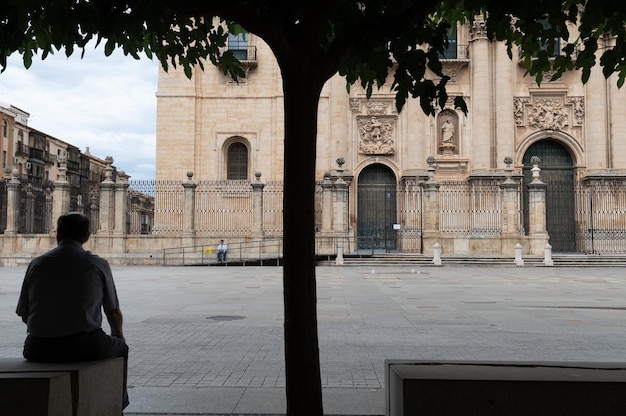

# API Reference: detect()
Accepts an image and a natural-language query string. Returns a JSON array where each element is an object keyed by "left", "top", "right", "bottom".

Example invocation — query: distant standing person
[
  {"left": 16, "top": 212, "right": 129, "bottom": 410},
  {"left": 217, "top": 239, "right": 228, "bottom": 262}
]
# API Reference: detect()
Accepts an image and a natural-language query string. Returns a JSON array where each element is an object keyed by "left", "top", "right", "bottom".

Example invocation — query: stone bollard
[
  {"left": 544, "top": 243, "right": 554, "bottom": 266},
  {"left": 335, "top": 244, "right": 344, "bottom": 266},
  {"left": 514, "top": 243, "right": 524, "bottom": 267},
  {"left": 433, "top": 243, "right": 442, "bottom": 266}
]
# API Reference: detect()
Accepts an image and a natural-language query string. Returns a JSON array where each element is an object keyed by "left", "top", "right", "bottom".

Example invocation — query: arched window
[{"left": 227, "top": 142, "right": 248, "bottom": 180}]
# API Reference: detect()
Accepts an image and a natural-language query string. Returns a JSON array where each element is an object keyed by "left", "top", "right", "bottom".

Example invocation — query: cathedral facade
[{"left": 155, "top": 22, "right": 626, "bottom": 256}]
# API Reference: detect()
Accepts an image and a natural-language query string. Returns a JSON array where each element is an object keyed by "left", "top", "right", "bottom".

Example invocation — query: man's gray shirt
[{"left": 16, "top": 240, "right": 120, "bottom": 337}]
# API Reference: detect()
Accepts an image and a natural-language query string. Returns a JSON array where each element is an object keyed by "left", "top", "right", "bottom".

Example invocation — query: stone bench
[
  {"left": 385, "top": 360, "right": 626, "bottom": 416},
  {"left": 0, "top": 357, "right": 124, "bottom": 416}
]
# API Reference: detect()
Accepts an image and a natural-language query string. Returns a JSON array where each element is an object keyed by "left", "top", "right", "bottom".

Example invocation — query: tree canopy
[
  {"left": 3, "top": 1, "right": 626, "bottom": 113},
  {"left": 3, "top": 1, "right": 626, "bottom": 415}
]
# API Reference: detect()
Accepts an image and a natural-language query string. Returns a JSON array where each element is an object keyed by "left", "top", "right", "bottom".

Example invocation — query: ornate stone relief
[
  {"left": 358, "top": 116, "right": 396, "bottom": 155},
  {"left": 567, "top": 97, "right": 585, "bottom": 125},
  {"left": 528, "top": 98, "right": 569, "bottom": 130},
  {"left": 513, "top": 95, "right": 585, "bottom": 130},
  {"left": 513, "top": 97, "right": 530, "bottom": 125},
  {"left": 471, "top": 16, "right": 488, "bottom": 39},
  {"left": 365, "top": 101, "right": 388, "bottom": 115},
  {"left": 349, "top": 98, "right": 360, "bottom": 111},
  {"left": 442, "top": 60, "right": 469, "bottom": 83}
]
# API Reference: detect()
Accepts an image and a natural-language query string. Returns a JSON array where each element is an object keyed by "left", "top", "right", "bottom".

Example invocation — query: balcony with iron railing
[
  {"left": 439, "top": 44, "right": 470, "bottom": 60},
  {"left": 29, "top": 147, "right": 45, "bottom": 162},
  {"left": 228, "top": 46, "right": 258, "bottom": 68},
  {"left": 15, "top": 142, "right": 29, "bottom": 157},
  {"left": 44, "top": 152, "right": 56, "bottom": 165}
]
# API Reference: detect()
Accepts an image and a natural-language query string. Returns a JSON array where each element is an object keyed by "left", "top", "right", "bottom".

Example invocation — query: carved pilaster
[{"left": 470, "top": 16, "right": 488, "bottom": 40}]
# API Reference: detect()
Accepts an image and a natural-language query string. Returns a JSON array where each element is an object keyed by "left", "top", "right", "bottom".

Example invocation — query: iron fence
[
  {"left": 575, "top": 182, "right": 626, "bottom": 254},
  {"left": 18, "top": 181, "right": 53, "bottom": 233},
  {"left": 3, "top": 177, "right": 626, "bottom": 256},
  {"left": 439, "top": 179, "right": 502, "bottom": 236},
  {"left": 0, "top": 179, "right": 6, "bottom": 233}
]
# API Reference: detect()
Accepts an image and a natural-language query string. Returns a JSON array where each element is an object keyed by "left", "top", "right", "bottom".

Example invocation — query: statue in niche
[
  {"left": 358, "top": 116, "right": 395, "bottom": 155},
  {"left": 441, "top": 119, "right": 455, "bottom": 143},
  {"left": 438, "top": 116, "right": 457, "bottom": 155}
]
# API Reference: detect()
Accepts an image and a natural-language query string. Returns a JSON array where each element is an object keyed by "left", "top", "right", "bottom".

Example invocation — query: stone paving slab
[{"left": 1, "top": 264, "right": 626, "bottom": 415}]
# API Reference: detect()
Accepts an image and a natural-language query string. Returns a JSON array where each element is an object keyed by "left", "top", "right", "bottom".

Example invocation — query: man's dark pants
[{"left": 23, "top": 329, "right": 129, "bottom": 409}]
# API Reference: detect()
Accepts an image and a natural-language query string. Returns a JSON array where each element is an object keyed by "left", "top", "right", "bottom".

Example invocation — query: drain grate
[{"left": 206, "top": 315, "right": 246, "bottom": 321}]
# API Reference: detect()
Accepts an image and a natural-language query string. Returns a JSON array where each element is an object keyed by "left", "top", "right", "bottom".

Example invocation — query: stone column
[
  {"left": 5, "top": 169, "right": 21, "bottom": 235},
  {"left": 500, "top": 157, "right": 520, "bottom": 236},
  {"left": 51, "top": 159, "right": 71, "bottom": 234},
  {"left": 607, "top": 35, "right": 626, "bottom": 169},
  {"left": 469, "top": 16, "right": 492, "bottom": 171},
  {"left": 98, "top": 157, "right": 116, "bottom": 234},
  {"left": 494, "top": 42, "right": 516, "bottom": 166},
  {"left": 527, "top": 156, "right": 549, "bottom": 255},
  {"left": 251, "top": 171, "right": 265, "bottom": 237},
  {"left": 114, "top": 170, "right": 130, "bottom": 235},
  {"left": 420, "top": 157, "right": 441, "bottom": 254},
  {"left": 585, "top": 37, "right": 609, "bottom": 172}
]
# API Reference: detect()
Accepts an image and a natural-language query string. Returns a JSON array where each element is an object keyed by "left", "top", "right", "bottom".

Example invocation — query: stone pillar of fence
[
  {"left": 527, "top": 156, "right": 549, "bottom": 255},
  {"left": 500, "top": 157, "right": 520, "bottom": 237},
  {"left": 98, "top": 157, "right": 116, "bottom": 234},
  {"left": 114, "top": 170, "right": 130, "bottom": 235},
  {"left": 421, "top": 157, "right": 441, "bottom": 255},
  {"left": 4, "top": 169, "right": 21, "bottom": 235},
  {"left": 320, "top": 172, "right": 333, "bottom": 233},
  {"left": 251, "top": 171, "right": 265, "bottom": 238},
  {"left": 51, "top": 159, "right": 71, "bottom": 234},
  {"left": 182, "top": 171, "right": 197, "bottom": 245},
  {"left": 334, "top": 174, "right": 349, "bottom": 265}
]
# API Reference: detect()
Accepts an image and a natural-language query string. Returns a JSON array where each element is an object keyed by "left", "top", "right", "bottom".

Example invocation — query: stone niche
[{"left": 437, "top": 109, "right": 459, "bottom": 156}]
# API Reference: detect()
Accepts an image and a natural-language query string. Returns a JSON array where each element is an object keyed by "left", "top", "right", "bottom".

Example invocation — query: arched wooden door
[
  {"left": 523, "top": 140, "right": 576, "bottom": 252},
  {"left": 357, "top": 164, "right": 397, "bottom": 251}
]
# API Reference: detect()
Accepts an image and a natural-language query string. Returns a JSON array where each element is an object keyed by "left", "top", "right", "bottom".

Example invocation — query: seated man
[
  {"left": 217, "top": 239, "right": 228, "bottom": 262},
  {"left": 16, "top": 212, "right": 129, "bottom": 410}
]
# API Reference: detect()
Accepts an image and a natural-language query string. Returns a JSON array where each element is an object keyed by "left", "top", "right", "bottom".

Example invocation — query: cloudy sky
[{"left": 0, "top": 45, "right": 159, "bottom": 180}]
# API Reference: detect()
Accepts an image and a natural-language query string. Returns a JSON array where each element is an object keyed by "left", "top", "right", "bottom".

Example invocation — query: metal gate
[
  {"left": 357, "top": 164, "right": 397, "bottom": 251},
  {"left": 523, "top": 139, "right": 576, "bottom": 252},
  {"left": 575, "top": 182, "right": 626, "bottom": 254}
]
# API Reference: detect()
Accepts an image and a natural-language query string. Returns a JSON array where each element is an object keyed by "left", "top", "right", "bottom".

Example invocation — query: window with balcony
[
  {"left": 227, "top": 142, "right": 249, "bottom": 180},
  {"left": 538, "top": 19, "right": 561, "bottom": 57},
  {"left": 228, "top": 32, "right": 249, "bottom": 61},
  {"left": 439, "top": 29, "right": 458, "bottom": 59}
]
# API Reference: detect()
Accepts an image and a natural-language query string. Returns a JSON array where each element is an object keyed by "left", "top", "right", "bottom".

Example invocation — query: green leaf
[{"left": 454, "top": 96, "right": 468, "bottom": 115}]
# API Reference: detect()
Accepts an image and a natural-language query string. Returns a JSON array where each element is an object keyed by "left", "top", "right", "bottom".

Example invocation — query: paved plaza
[{"left": 1, "top": 264, "right": 626, "bottom": 415}]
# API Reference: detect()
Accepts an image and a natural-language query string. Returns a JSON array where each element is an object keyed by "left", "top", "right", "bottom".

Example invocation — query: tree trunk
[{"left": 281, "top": 62, "right": 327, "bottom": 415}]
